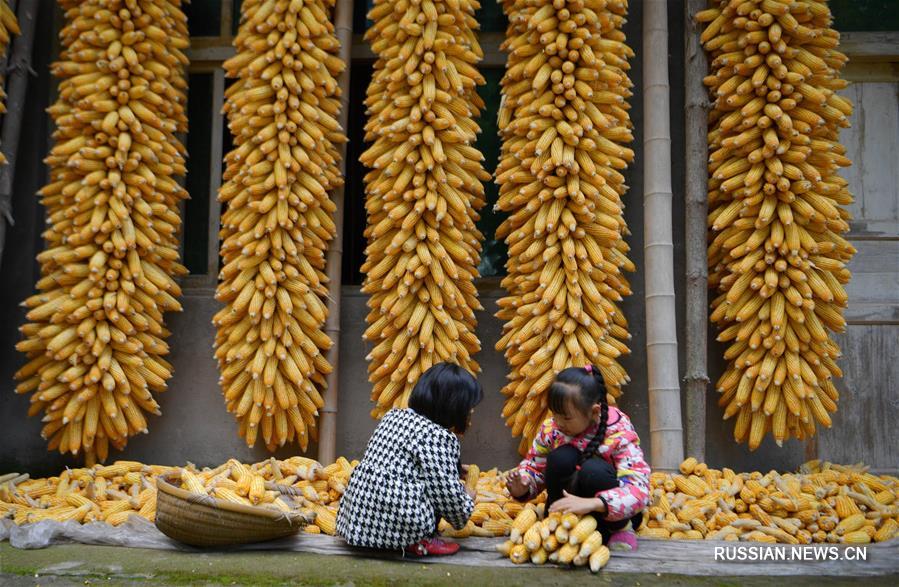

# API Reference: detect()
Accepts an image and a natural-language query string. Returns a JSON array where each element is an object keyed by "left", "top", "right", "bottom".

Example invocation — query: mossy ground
[{"left": 1, "top": 544, "right": 896, "bottom": 586}]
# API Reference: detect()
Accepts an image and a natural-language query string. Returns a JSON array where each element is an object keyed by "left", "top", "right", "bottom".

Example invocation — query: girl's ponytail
[{"left": 577, "top": 364, "right": 609, "bottom": 466}]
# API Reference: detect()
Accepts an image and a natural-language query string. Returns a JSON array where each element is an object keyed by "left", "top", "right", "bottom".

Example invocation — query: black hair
[
  {"left": 548, "top": 365, "right": 610, "bottom": 466},
  {"left": 408, "top": 362, "right": 483, "bottom": 434}
]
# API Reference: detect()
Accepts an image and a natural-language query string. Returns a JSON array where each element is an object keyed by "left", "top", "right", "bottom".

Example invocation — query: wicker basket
[{"left": 155, "top": 473, "right": 313, "bottom": 547}]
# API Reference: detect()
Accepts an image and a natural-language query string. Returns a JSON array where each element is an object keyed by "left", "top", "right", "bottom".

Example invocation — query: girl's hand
[
  {"left": 506, "top": 469, "right": 532, "bottom": 498},
  {"left": 549, "top": 490, "right": 605, "bottom": 516},
  {"left": 465, "top": 485, "right": 477, "bottom": 501}
]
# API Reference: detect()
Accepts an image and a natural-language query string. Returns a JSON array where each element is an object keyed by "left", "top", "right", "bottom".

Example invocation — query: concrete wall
[{"left": 1, "top": 0, "right": 891, "bottom": 476}]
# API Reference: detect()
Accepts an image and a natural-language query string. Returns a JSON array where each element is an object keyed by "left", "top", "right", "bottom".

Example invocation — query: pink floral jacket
[{"left": 517, "top": 407, "right": 651, "bottom": 522}]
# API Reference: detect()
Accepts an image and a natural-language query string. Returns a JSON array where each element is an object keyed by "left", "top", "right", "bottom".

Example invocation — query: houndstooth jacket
[{"left": 336, "top": 408, "right": 474, "bottom": 549}]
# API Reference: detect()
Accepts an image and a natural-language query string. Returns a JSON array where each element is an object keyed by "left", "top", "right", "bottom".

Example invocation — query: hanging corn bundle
[
  {"left": 698, "top": 0, "right": 855, "bottom": 450},
  {"left": 360, "top": 0, "right": 490, "bottom": 417},
  {"left": 14, "top": 0, "right": 189, "bottom": 463},
  {"left": 495, "top": 0, "right": 636, "bottom": 452},
  {"left": 0, "top": 0, "right": 19, "bottom": 165},
  {"left": 214, "top": 0, "right": 346, "bottom": 452}
]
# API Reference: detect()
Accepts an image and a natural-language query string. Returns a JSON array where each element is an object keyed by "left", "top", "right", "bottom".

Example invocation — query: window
[
  {"left": 474, "top": 68, "right": 507, "bottom": 278},
  {"left": 179, "top": 2, "right": 232, "bottom": 289},
  {"left": 830, "top": 0, "right": 899, "bottom": 31},
  {"left": 182, "top": 72, "right": 213, "bottom": 277},
  {"left": 184, "top": 0, "right": 223, "bottom": 37}
]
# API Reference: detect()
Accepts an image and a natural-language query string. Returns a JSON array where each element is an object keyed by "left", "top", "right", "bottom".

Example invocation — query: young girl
[
  {"left": 337, "top": 362, "right": 482, "bottom": 557},
  {"left": 506, "top": 365, "right": 650, "bottom": 550}
]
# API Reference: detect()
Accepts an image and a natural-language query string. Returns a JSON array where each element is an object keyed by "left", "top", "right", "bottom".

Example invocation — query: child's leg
[
  {"left": 574, "top": 457, "right": 643, "bottom": 543},
  {"left": 544, "top": 445, "right": 581, "bottom": 505}
]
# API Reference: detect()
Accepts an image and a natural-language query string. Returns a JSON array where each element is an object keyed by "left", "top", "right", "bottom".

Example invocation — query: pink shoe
[{"left": 608, "top": 528, "right": 638, "bottom": 551}]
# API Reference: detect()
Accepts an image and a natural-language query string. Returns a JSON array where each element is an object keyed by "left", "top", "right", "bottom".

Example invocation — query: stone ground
[{"left": 1, "top": 544, "right": 897, "bottom": 587}]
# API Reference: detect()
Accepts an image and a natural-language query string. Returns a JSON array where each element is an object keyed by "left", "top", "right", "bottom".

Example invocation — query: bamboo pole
[
  {"left": 0, "top": 0, "right": 37, "bottom": 270},
  {"left": 318, "top": 0, "right": 353, "bottom": 465},
  {"left": 684, "top": 0, "right": 710, "bottom": 462},
  {"left": 642, "top": 0, "right": 684, "bottom": 472}
]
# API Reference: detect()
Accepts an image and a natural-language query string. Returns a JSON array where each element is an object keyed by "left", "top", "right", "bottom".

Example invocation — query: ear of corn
[
  {"left": 15, "top": 0, "right": 190, "bottom": 464},
  {"left": 530, "top": 547, "right": 548, "bottom": 565},
  {"left": 496, "top": 0, "right": 636, "bottom": 454},
  {"left": 700, "top": 0, "right": 854, "bottom": 451},
  {"left": 524, "top": 521, "right": 544, "bottom": 551},
  {"left": 557, "top": 542, "right": 579, "bottom": 564},
  {"left": 308, "top": 503, "right": 337, "bottom": 536},
  {"left": 510, "top": 543, "right": 530, "bottom": 564},
  {"left": 569, "top": 515, "right": 598, "bottom": 545},
  {"left": 841, "top": 530, "right": 871, "bottom": 544},
  {"left": 360, "top": 0, "right": 488, "bottom": 416},
  {"left": 836, "top": 513, "right": 866, "bottom": 535},
  {"left": 466, "top": 464, "right": 480, "bottom": 494},
  {"left": 873, "top": 519, "right": 897, "bottom": 543},
  {"left": 561, "top": 512, "right": 580, "bottom": 530},
  {"left": 641, "top": 527, "right": 672, "bottom": 539},
  {"left": 589, "top": 545, "right": 611, "bottom": 572},
  {"left": 577, "top": 530, "right": 604, "bottom": 558},
  {"left": 679, "top": 457, "right": 698, "bottom": 475},
  {"left": 213, "top": 0, "right": 346, "bottom": 452},
  {"left": 510, "top": 506, "right": 538, "bottom": 542}
]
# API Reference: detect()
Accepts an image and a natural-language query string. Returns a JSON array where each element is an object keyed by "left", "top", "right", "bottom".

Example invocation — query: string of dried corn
[
  {"left": 699, "top": 0, "right": 855, "bottom": 450},
  {"left": 14, "top": 0, "right": 189, "bottom": 464},
  {"left": 360, "top": 0, "right": 490, "bottom": 418},
  {"left": 213, "top": 0, "right": 347, "bottom": 452},
  {"left": 495, "top": 0, "right": 636, "bottom": 453}
]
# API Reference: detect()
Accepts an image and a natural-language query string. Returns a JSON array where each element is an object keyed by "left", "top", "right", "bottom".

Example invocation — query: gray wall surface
[{"left": 0, "top": 0, "right": 893, "bottom": 476}]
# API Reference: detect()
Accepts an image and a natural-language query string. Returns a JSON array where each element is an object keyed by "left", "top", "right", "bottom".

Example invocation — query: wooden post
[
  {"left": 318, "top": 0, "right": 353, "bottom": 465},
  {"left": 0, "top": 0, "right": 38, "bottom": 269},
  {"left": 684, "top": 0, "right": 710, "bottom": 461},
  {"left": 643, "top": 0, "right": 684, "bottom": 472}
]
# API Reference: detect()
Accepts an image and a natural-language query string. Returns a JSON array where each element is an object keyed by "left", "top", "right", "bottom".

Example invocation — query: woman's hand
[
  {"left": 505, "top": 469, "right": 533, "bottom": 499},
  {"left": 549, "top": 490, "right": 606, "bottom": 516}
]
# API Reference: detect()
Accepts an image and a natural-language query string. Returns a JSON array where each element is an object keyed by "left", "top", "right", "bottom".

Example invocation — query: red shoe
[
  {"left": 404, "top": 541, "right": 429, "bottom": 557},
  {"left": 422, "top": 537, "right": 460, "bottom": 555},
  {"left": 404, "top": 537, "right": 461, "bottom": 557}
]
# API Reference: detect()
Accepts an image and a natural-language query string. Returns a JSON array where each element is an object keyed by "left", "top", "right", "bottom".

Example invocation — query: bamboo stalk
[
  {"left": 0, "top": 0, "right": 37, "bottom": 270},
  {"left": 318, "top": 0, "right": 353, "bottom": 465},
  {"left": 684, "top": 0, "right": 710, "bottom": 462},
  {"left": 643, "top": 0, "right": 684, "bottom": 472}
]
